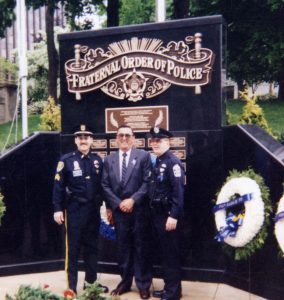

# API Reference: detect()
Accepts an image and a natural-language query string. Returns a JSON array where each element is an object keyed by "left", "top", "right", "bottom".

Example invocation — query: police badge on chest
[{"left": 73, "top": 161, "right": 83, "bottom": 177}]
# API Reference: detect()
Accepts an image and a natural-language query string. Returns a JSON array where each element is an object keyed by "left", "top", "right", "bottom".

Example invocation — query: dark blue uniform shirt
[
  {"left": 149, "top": 150, "right": 184, "bottom": 219},
  {"left": 52, "top": 150, "right": 103, "bottom": 212}
]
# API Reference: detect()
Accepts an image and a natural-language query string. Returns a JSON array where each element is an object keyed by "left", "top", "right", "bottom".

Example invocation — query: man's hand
[
  {"left": 165, "top": 216, "right": 177, "bottom": 231},
  {"left": 119, "top": 198, "right": 135, "bottom": 213},
  {"left": 54, "top": 211, "right": 64, "bottom": 225},
  {"left": 106, "top": 208, "right": 114, "bottom": 225}
]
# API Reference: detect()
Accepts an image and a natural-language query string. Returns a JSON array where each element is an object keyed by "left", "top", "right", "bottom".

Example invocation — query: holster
[
  {"left": 150, "top": 196, "right": 171, "bottom": 212},
  {"left": 66, "top": 187, "right": 88, "bottom": 204}
]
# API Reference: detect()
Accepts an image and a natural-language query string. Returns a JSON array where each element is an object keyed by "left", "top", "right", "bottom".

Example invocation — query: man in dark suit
[{"left": 102, "top": 125, "right": 152, "bottom": 300}]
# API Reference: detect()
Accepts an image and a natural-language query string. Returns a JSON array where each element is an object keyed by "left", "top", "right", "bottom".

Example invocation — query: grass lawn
[
  {"left": 226, "top": 99, "right": 284, "bottom": 136},
  {"left": 0, "top": 115, "right": 41, "bottom": 151}
]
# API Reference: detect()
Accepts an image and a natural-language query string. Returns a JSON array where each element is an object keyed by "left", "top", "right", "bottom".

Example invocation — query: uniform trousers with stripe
[{"left": 65, "top": 200, "right": 100, "bottom": 292}]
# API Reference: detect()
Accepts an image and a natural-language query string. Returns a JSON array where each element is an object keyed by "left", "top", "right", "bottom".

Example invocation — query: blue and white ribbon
[
  {"left": 215, "top": 212, "right": 244, "bottom": 242},
  {"left": 274, "top": 211, "right": 284, "bottom": 223},
  {"left": 213, "top": 193, "right": 253, "bottom": 213}
]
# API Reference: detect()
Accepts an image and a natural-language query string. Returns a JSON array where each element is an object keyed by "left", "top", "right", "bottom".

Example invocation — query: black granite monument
[{"left": 1, "top": 15, "right": 284, "bottom": 299}]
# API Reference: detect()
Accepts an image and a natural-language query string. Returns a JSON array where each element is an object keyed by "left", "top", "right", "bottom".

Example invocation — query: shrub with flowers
[
  {"left": 239, "top": 89, "right": 273, "bottom": 135},
  {"left": 39, "top": 96, "right": 61, "bottom": 131}
]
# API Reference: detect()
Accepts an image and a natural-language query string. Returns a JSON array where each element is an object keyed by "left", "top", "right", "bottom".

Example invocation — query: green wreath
[
  {"left": 0, "top": 191, "right": 6, "bottom": 226},
  {"left": 214, "top": 168, "right": 272, "bottom": 260}
]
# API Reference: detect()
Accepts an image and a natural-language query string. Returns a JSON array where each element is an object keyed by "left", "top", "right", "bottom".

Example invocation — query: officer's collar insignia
[
  {"left": 154, "top": 127, "right": 159, "bottom": 134},
  {"left": 73, "top": 161, "right": 81, "bottom": 170},
  {"left": 80, "top": 124, "right": 86, "bottom": 131}
]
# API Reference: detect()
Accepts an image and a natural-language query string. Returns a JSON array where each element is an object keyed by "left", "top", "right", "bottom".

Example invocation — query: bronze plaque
[
  {"left": 105, "top": 105, "right": 168, "bottom": 133},
  {"left": 170, "top": 137, "right": 186, "bottom": 148},
  {"left": 135, "top": 138, "right": 145, "bottom": 148},
  {"left": 110, "top": 139, "right": 118, "bottom": 149},
  {"left": 92, "top": 139, "right": 107, "bottom": 149},
  {"left": 171, "top": 150, "right": 186, "bottom": 160}
]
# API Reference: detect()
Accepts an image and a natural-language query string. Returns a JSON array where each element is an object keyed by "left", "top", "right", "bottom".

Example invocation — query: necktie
[{"left": 121, "top": 152, "right": 127, "bottom": 185}]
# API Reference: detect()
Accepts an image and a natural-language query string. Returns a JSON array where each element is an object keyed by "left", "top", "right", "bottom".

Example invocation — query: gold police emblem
[{"left": 56, "top": 161, "right": 64, "bottom": 172}]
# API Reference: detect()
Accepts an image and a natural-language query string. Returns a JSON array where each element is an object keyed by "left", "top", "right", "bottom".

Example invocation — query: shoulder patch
[
  {"left": 173, "top": 164, "right": 181, "bottom": 177},
  {"left": 56, "top": 161, "right": 64, "bottom": 172}
]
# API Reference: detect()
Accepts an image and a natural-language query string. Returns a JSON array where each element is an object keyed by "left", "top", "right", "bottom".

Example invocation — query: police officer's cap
[
  {"left": 149, "top": 127, "right": 172, "bottom": 139},
  {"left": 74, "top": 124, "right": 94, "bottom": 137}
]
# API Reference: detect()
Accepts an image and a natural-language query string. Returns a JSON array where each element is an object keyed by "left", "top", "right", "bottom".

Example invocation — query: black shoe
[
  {"left": 111, "top": 286, "right": 131, "bottom": 296},
  {"left": 152, "top": 289, "right": 166, "bottom": 298},
  {"left": 97, "top": 283, "right": 109, "bottom": 293},
  {"left": 139, "top": 289, "right": 150, "bottom": 299}
]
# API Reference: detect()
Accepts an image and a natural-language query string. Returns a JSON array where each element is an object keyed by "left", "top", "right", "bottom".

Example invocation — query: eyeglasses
[{"left": 117, "top": 133, "right": 133, "bottom": 139}]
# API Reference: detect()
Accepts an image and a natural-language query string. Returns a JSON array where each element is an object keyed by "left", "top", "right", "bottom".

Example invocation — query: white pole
[
  {"left": 16, "top": 0, "right": 28, "bottom": 139},
  {"left": 156, "top": 0, "right": 166, "bottom": 22}
]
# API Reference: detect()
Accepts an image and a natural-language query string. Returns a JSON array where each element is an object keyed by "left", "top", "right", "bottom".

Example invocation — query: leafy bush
[
  {"left": 0, "top": 57, "right": 17, "bottom": 82},
  {"left": 5, "top": 285, "right": 64, "bottom": 300},
  {"left": 239, "top": 89, "right": 273, "bottom": 134},
  {"left": 6, "top": 283, "right": 119, "bottom": 300},
  {"left": 80, "top": 282, "right": 117, "bottom": 300},
  {"left": 28, "top": 100, "right": 48, "bottom": 115},
  {"left": 12, "top": 26, "right": 70, "bottom": 102},
  {"left": 39, "top": 96, "right": 61, "bottom": 131}
]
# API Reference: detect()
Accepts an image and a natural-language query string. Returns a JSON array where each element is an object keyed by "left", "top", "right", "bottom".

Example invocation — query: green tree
[
  {"left": 191, "top": 0, "right": 284, "bottom": 101},
  {"left": 120, "top": 0, "right": 155, "bottom": 25},
  {"left": 0, "top": 0, "right": 16, "bottom": 38},
  {"left": 24, "top": 27, "right": 68, "bottom": 102}
]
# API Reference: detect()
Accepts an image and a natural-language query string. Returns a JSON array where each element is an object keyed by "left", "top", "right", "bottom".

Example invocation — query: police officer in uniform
[
  {"left": 52, "top": 125, "right": 108, "bottom": 297},
  {"left": 148, "top": 127, "right": 184, "bottom": 300}
]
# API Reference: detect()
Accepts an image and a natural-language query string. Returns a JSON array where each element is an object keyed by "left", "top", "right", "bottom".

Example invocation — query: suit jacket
[{"left": 102, "top": 147, "right": 151, "bottom": 210}]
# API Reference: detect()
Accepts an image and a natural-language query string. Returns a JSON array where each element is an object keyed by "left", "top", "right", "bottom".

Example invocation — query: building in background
[{"left": 0, "top": 4, "right": 66, "bottom": 61}]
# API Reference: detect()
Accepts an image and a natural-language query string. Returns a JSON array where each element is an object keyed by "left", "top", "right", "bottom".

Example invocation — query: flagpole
[
  {"left": 16, "top": 0, "right": 28, "bottom": 139},
  {"left": 156, "top": 0, "right": 166, "bottom": 22}
]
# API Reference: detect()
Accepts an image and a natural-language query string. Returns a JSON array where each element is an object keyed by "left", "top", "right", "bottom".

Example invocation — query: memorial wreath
[
  {"left": 214, "top": 168, "right": 271, "bottom": 260},
  {"left": 274, "top": 185, "right": 284, "bottom": 254},
  {"left": 0, "top": 191, "right": 5, "bottom": 226}
]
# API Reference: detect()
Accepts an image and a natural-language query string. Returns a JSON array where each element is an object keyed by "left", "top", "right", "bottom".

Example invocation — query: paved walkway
[{"left": 0, "top": 271, "right": 266, "bottom": 300}]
